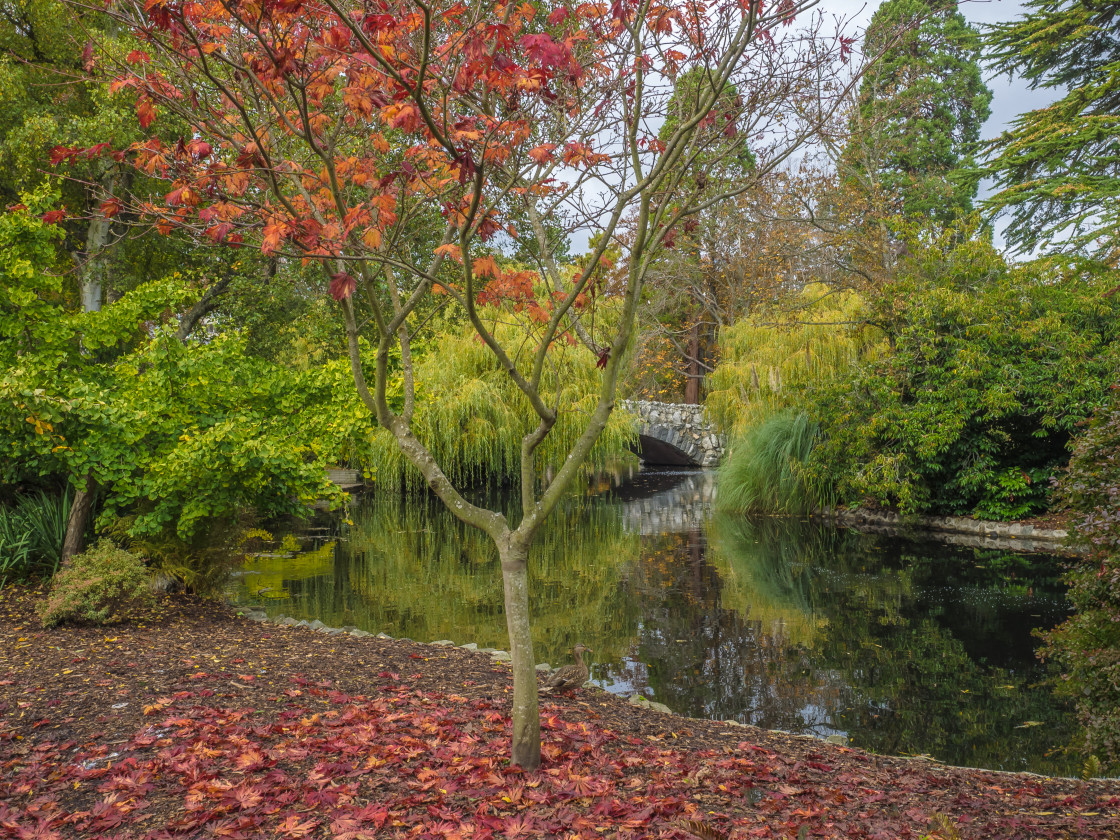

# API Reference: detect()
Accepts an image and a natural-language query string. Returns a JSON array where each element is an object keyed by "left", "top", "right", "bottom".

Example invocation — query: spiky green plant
[
  {"left": 0, "top": 491, "right": 70, "bottom": 587},
  {"left": 17, "top": 490, "right": 70, "bottom": 568}
]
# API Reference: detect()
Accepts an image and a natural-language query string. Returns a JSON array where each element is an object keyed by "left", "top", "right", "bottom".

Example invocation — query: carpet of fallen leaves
[{"left": 1, "top": 585, "right": 1118, "bottom": 840}]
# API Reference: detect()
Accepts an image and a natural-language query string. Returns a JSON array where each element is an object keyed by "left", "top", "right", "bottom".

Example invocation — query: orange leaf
[
  {"left": 434, "top": 243, "right": 462, "bottom": 262},
  {"left": 362, "top": 227, "right": 382, "bottom": 249},
  {"left": 472, "top": 255, "right": 499, "bottom": 278},
  {"left": 528, "top": 144, "right": 557, "bottom": 164}
]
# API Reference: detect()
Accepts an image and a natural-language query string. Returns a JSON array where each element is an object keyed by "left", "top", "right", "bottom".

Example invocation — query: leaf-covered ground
[{"left": 1, "top": 586, "right": 1117, "bottom": 840}]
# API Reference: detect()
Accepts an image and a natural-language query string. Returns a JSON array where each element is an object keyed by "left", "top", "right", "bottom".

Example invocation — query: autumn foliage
[
  {"left": 72, "top": 0, "right": 859, "bottom": 768},
  {"left": 2, "top": 587, "right": 1119, "bottom": 840}
]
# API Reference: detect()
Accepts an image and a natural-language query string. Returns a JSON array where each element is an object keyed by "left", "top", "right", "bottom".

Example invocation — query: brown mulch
[
  {"left": 1018, "top": 511, "right": 1075, "bottom": 533},
  {"left": 1, "top": 585, "right": 1118, "bottom": 840}
]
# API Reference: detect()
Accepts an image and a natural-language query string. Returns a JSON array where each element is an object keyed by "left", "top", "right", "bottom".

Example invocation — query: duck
[{"left": 540, "top": 643, "right": 591, "bottom": 693}]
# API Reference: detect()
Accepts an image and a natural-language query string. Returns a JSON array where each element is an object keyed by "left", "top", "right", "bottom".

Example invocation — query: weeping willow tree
[
  {"left": 706, "top": 283, "right": 883, "bottom": 434},
  {"left": 707, "top": 284, "right": 884, "bottom": 513},
  {"left": 360, "top": 311, "right": 639, "bottom": 491}
]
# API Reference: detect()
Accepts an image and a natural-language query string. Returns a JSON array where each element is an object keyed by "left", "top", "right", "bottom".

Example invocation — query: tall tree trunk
[
  {"left": 80, "top": 206, "right": 113, "bottom": 313},
  {"left": 61, "top": 476, "right": 96, "bottom": 565},
  {"left": 65, "top": 175, "right": 117, "bottom": 557},
  {"left": 498, "top": 535, "right": 540, "bottom": 769},
  {"left": 684, "top": 319, "right": 701, "bottom": 404}
]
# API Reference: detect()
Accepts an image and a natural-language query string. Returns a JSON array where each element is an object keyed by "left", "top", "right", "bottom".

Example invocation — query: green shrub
[
  {"left": 1041, "top": 397, "right": 1120, "bottom": 773},
  {"left": 39, "top": 540, "right": 153, "bottom": 628},
  {"left": 803, "top": 233, "right": 1120, "bottom": 519}
]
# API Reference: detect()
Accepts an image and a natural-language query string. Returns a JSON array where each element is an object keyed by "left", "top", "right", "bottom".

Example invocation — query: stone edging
[
  {"left": 236, "top": 611, "right": 553, "bottom": 671},
  {"left": 825, "top": 508, "right": 1074, "bottom": 553}
]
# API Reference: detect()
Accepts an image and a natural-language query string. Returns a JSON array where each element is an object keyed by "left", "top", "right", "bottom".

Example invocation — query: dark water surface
[{"left": 232, "top": 469, "right": 1078, "bottom": 776}]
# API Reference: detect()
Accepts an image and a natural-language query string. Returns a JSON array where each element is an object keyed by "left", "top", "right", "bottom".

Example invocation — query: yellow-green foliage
[
  {"left": 707, "top": 515, "right": 825, "bottom": 648},
  {"left": 706, "top": 284, "right": 884, "bottom": 434},
  {"left": 365, "top": 313, "right": 638, "bottom": 489},
  {"left": 707, "top": 514, "right": 913, "bottom": 649},
  {"left": 39, "top": 540, "right": 153, "bottom": 628}
]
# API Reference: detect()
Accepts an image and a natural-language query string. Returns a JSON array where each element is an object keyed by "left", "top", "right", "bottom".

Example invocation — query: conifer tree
[
  {"left": 846, "top": 0, "right": 991, "bottom": 224},
  {"left": 982, "top": 0, "right": 1120, "bottom": 257}
]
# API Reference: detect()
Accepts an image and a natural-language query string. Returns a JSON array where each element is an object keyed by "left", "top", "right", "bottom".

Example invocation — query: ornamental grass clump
[{"left": 39, "top": 540, "right": 153, "bottom": 628}]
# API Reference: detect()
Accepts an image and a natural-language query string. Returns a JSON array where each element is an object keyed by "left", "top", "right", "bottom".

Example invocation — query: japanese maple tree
[{"left": 88, "top": 0, "right": 856, "bottom": 768}]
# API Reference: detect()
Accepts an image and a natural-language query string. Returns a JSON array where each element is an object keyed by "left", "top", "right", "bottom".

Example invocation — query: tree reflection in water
[
  {"left": 621, "top": 515, "right": 1077, "bottom": 775},
  {"left": 235, "top": 475, "right": 1078, "bottom": 775}
]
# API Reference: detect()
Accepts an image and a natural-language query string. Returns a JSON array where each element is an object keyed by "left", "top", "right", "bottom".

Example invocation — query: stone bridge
[{"left": 620, "top": 400, "right": 726, "bottom": 467}]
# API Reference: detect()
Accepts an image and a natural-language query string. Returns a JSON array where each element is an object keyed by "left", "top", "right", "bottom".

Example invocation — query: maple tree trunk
[{"left": 498, "top": 537, "right": 540, "bottom": 770}]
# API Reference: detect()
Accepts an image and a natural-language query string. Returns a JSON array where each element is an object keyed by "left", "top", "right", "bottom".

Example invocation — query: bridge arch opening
[{"left": 630, "top": 434, "right": 700, "bottom": 467}]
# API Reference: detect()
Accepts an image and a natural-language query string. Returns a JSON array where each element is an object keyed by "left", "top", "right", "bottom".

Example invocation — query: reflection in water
[{"left": 234, "top": 470, "right": 1077, "bottom": 776}]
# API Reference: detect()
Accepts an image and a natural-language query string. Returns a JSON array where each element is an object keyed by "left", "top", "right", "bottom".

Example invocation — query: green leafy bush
[
  {"left": 1041, "top": 396, "right": 1120, "bottom": 773},
  {"left": 39, "top": 540, "right": 153, "bottom": 628},
  {"left": 804, "top": 228, "right": 1120, "bottom": 519},
  {"left": 1, "top": 197, "right": 348, "bottom": 545}
]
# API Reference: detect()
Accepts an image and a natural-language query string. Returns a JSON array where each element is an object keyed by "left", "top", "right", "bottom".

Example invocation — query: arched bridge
[{"left": 620, "top": 400, "right": 726, "bottom": 467}]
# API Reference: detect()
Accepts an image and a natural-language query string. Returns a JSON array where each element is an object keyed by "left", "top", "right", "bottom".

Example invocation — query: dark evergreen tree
[
  {"left": 982, "top": 0, "right": 1120, "bottom": 257},
  {"left": 846, "top": 0, "right": 992, "bottom": 223}
]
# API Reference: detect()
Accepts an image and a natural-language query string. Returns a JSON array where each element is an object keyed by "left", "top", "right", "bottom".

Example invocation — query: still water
[{"left": 232, "top": 469, "right": 1078, "bottom": 776}]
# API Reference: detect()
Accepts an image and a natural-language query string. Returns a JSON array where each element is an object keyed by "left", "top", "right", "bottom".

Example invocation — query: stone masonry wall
[{"left": 620, "top": 400, "right": 725, "bottom": 467}]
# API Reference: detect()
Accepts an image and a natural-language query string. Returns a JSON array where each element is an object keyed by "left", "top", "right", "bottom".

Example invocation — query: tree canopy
[{"left": 81, "top": 0, "right": 853, "bottom": 770}]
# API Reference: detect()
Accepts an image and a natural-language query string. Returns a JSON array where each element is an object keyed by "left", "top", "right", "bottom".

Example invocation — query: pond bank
[
  {"left": 1, "top": 585, "right": 1117, "bottom": 840},
  {"left": 826, "top": 507, "right": 1073, "bottom": 554}
]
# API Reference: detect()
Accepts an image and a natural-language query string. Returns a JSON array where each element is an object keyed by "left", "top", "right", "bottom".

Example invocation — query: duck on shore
[{"left": 540, "top": 643, "right": 591, "bottom": 693}]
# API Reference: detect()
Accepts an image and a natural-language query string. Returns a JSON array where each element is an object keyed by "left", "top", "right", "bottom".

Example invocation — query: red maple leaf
[
  {"left": 276, "top": 814, "right": 319, "bottom": 838},
  {"left": 135, "top": 96, "right": 157, "bottom": 129},
  {"left": 520, "top": 34, "right": 568, "bottom": 70},
  {"left": 328, "top": 814, "right": 372, "bottom": 840},
  {"left": 330, "top": 272, "right": 357, "bottom": 301}
]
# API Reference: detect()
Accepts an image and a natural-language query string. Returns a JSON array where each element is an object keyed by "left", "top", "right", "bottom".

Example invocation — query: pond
[{"left": 231, "top": 468, "right": 1079, "bottom": 777}]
